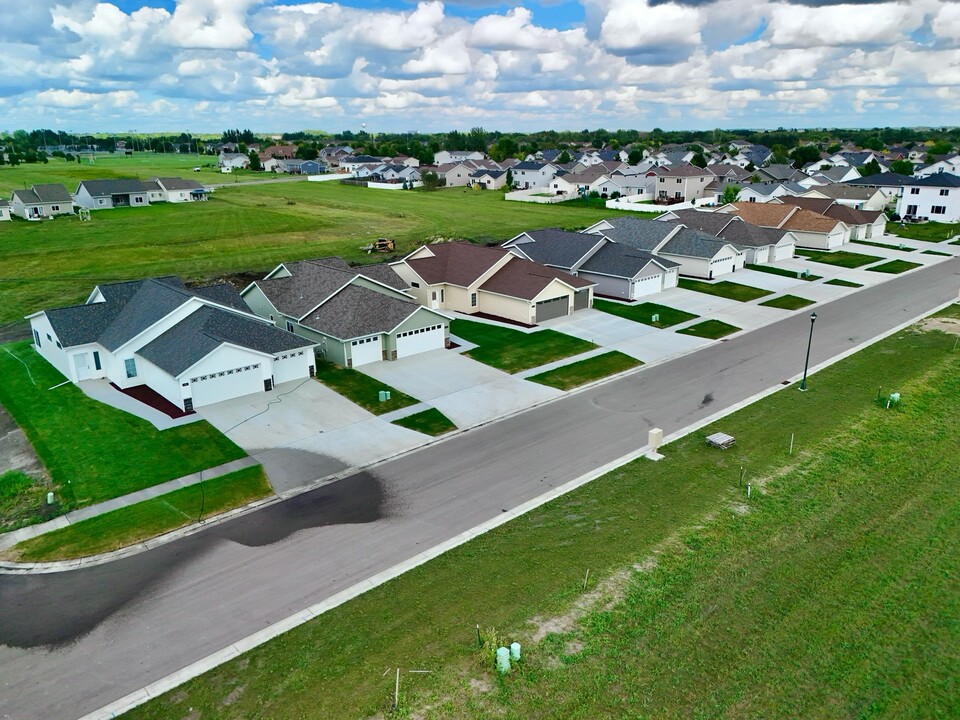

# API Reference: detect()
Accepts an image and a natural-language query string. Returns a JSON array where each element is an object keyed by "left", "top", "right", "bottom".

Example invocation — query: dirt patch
[
  {"left": 730, "top": 503, "right": 751, "bottom": 516},
  {"left": 528, "top": 567, "right": 633, "bottom": 643},
  {"left": 221, "top": 684, "right": 245, "bottom": 706},
  {"left": 468, "top": 677, "right": 492, "bottom": 694},
  {"left": 563, "top": 640, "right": 584, "bottom": 655},
  {"left": 0, "top": 403, "right": 45, "bottom": 477},
  {"left": 919, "top": 317, "right": 960, "bottom": 335}
]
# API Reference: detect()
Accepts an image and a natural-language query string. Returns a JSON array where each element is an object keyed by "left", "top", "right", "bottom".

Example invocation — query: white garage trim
[
  {"left": 396, "top": 324, "right": 445, "bottom": 358},
  {"left": 632, "top": 274, "right": 663, "bottom": 299},
  {"left": 188, "top": 363, "right": 264, "bottom": 408},
  {"left": 350, "top": 335, "right": 382, "bottom": 367}
]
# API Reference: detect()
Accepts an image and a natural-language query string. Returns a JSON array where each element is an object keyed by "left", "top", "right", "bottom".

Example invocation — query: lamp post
[{"left": 799, "top": 311, "right": 817, "bottom": 392}]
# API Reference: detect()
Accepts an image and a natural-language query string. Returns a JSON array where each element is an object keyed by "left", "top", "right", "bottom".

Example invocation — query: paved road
[{"left": 1, "top": 258, "right": 957, "bottom": 720}]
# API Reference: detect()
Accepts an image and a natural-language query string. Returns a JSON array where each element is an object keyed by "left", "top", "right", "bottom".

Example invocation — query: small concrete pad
[
  {"left": 731, "top": 268, "right": 807, "bottom": 292},
  {"left": 539, "top": 308, "right": 659, "bottom": 346},
  {"left": 610, "top": 331, "right": 711, "bottom": 363},
  {"left": 283, "top": 418, "right": 427, "bottom": 466}
]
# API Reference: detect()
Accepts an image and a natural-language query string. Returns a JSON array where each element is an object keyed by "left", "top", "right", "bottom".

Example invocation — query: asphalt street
[{"left": 1, "top": 257, "right": 958, "bottom": 720}]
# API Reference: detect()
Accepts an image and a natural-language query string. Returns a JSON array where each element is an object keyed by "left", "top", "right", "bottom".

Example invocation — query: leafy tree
[
  {"left": 690, "top": 152, "right": 708, "bottom": 168},
  {"left": 889, "top": 159, "right": 914, "bottom": 175},
  {"left": 789, "top": 144, "right": 822, "bottom": 168},
  {"left": 557, "top": 150, "right": 571, "bottom": 164},
  {"left": 769, "top": 144, "right": 791, "bottom": 165},
  {"left": 721, "top": 184, "right": 741, "bottom": 205},
  {"left": 247, "top": 151, "right": 262, "bottom": 171},
  {"left": 627, "top": 148, "right": 644, "bottom": 165},
  {"left": 928, "top": 140, "right": 953, "bottom": 156},
  {"left": 827, "top": 143, "right": 842, "bottom": 154},
  {"left": 505, "top": 167, "right": 513, "bottom": 189},
  {"left": 490, "top": 136, "right": 518, "bottom": 162},
  {"left": 0, "top": 152, "right": 5, "bottom": 166},
  {"left": 296, "top": 145, "right": 319, "bottom": 160},
  {"left": 8, "top": 152, "right": 20, "bottom": 166},
  {"left": 859, "top": 159, "right": 881, "bottom": 176},
  {"left": 862, "top": 136, "right": 885, "bottom": 151},
  {"left": 421, "top": 171, "right": 441, "bottom": 191}
]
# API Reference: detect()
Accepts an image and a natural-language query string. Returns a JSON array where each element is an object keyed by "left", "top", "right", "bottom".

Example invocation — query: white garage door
[
  {"left": 396, "top": 324, "right": 445, "bottom": 358},
  {"left": 350, "top": 335, "right": 382, "bottom": 367},
  {"left": 773, "top": 243, "right": 793, "bottom": 261},
  {"left": 189, "top": 363, "right": 264, "bottom": 408},
  {"left": 632, "top": 273, "right": 663, "bottom": 299}
]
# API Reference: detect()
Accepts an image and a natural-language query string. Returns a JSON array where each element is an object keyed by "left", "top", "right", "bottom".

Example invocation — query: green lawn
[
  {"left": 677, "top": 278, "right": 772, "bottom": 302},
  {"left": 794, "top": 249, "right": 883, "bottom": 268},
  {"left": 922, "top": 249, "right": 953, "bottom": 256},
  {"left": 593, "top": 299, "right": 698, "bottom": 328},
  {"left": 854, "top": 239, "right": 916, "bottom": 251},
  {"left": 759, "top": 294, "right": 816, "bottom": 310},
  {"left": 888, "top": 220, "right": 960, "bottom": 242},
  {"left": 0, "top": 342, "right": 246, "bottom": 528},
  {"left": 866, "top": 259, "right": 924, "bottom": 274},
  {"left": 744, "top": 263, "right": 822, "bottom": 281},
  {"left": 123, "top": 315, "right": 960, "bottom": 720},
  {"left": 0, "top": 470, "right": 52, "bottom": 532},
  {"left": 0, "top": 181, "right": 623, "bottom": 325},
  {"left": 528, "top": 351, "right": 641, "bottom": 390},
  {"left": 391, "top": 408, "right": 457, "bottom": 436},
  {"left": 4, "top": 465, "right": 271, "bottom": 562},
  {"left": 452, "top": 319, "right": 597, "bottom": 374},
  {"left": 675, "top": 319, "right": 741, "bottom": 339},
  {"left": 314, "top": 361, "right": 418, "bottom": 415},
  {"left": 824, "top": 278, "right": 864, "bottom": 288}
]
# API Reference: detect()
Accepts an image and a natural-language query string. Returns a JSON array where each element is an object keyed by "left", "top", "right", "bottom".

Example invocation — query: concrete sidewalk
[{"left": 0, "top": 456, "right": 260, "bottom": 551}]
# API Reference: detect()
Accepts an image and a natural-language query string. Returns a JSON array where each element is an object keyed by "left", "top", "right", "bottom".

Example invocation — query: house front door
[
  {"left": 430, "top": 291, "right": 439, "bottom": 309},
  {"left": 73, "top": 353, "right": 92, "bottom": 381}
]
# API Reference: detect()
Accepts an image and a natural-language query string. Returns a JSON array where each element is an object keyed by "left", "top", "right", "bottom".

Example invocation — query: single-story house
[
  {"left": 0, "top": 199, "right": 10, "bottom": 221},
  {"left": 658, "top": 209, "right": 796, "bottom": 264},
  {"left": 74, "top": 179, "right": 155, "bottom": 210},
  {"left": 390, "top": 242, "right": 594, "bottom": 325},
  {"left": 276, "top": 159, "right": 326, "bottom": 175},
  {"left": 28, "top": 277, "right": 315, "bottom": 412},
  {"left": 151, "top": 177, "right": 209, "bottom": 203},
  {"left": 737, "top": 182, "right": 806, "bottom": 203},
  {"left": 720, "top": 202, "right": 849, "bottom": 249},
  {"left": 9, "top": 184, "right": 74, "bottom": 220},
  {"left": 471, "top": 169, "right": 508, "bottom": 190},
  {"left": 777, "top": 197, "right": 886, "bottom": 240},
  {"left": 503, "top": 229, "right": 680, "bottom": 300},
  {"left": 242, "top": 257, "right": 450, "bottom": 368},
  {"left": 801, "top": 184, "right": 886, "bottom": 211},
  {"left": 218, "top": 152, "right": 250, "bottom": 171},
  {"left": 584, "top": 217, "right": 745, "bottom": 280}
]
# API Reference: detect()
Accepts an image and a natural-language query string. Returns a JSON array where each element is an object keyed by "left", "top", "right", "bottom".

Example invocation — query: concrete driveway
[{"left": 361, "top": 349, "right": 561, "bottom": 429}]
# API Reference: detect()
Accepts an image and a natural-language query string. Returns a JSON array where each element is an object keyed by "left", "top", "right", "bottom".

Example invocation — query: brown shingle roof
[
  {"left": 404, "top": 242, "right": 507, "bottom": 287},
  {"left": 778, "top": 197, "right": 883, "bottom": 226},
  {"left": 727, "top": 202, "right": 796, "bottom": 228},
  {"left": 781, "top": 209, "right": 845, "bottom": 233},
  {"left": 479, "top": 257, "right": 592, "bottom": 300}
]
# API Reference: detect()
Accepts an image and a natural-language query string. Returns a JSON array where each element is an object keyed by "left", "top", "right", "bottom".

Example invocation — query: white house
[
  {"left": 74, "top": 180, "right": 155, "bottom": 210},
  {"left": 0, "top": 199, "right": 10, "bottom": 221},
  {"left": 28, "top": 277, "right": 316, "bottom": 412},
  {"left": 896, "top": 173, "right": 960, "bottom": 222},
  {"left": 151, "top": 177, "right": 209, "bottom": 203},
  {"left": 433, "top": 150, "right": 485, "bottom": 166},
  {"left": 9, "top": 184, "right": 74, "bottom": 220},
  {"left": 218, "top": 152, "right": 250, "bottom": 171},
  {"left": 916, "top": 156, "right": 960, "bottom": 177},
  {"left": 511, "top": 162, "right": 561, "bottom": 190}
]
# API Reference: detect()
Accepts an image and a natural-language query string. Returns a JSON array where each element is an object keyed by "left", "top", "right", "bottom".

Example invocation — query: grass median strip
[
  {"left": 452, "top": 319, "right": 596, "bottom": 374},
  {"left": 677, "top": 278, "right": 772, "bottom": 302},
  {"left": 759, "top": 294, "right": 815, "bottom": 311},
  {"left": 593, "top": 299, "right": 698, "bottom": 328},
  {"left": 854, "top": 239, "right": 917, "bottom": 251},
  {"left": 2, "top": 466, "right": 272, "bottom": 563},
  {"left": 744, "top": 263, "right": 822, "bottom": 281},
  {"left": 922, "top": 249, "right": 953, "bottom": 256},
  {"left": 0, "top": 341, "right": 246, "bottom": 529},
  {"left": 794, "top": 249, "right": 883, "bottom": 268},
  {"left": 314, "top": 361, "right": 418, "bottom": 415},
  {"left": 889, "top": 220, "right": 960, "bottom": 242},
  {"left": 675, "top": 319, "right": 741, "bottom": 339},
  {"left": 824, "top": 278, "right": 864, "bottom": 288},
  {"left": 391, "top": 408, "right": 456, "bottom": 436},
  {"left": 866, "top": 259, "right": 923, "bottom": 274},
  {"left": 123, "top": 310, "right": 959, "bottom": 720},
  {"left": 528, "top": 351, "right": 641, "bottom": 390}
]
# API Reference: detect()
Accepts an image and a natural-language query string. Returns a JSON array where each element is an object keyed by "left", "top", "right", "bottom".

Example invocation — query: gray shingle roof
[
  {"left": 256, "top": 259, "right": 357, "bottom": 318},
  {"left": 11, "top": 183, "right": 73, "bottom": 206},
  {"left": 138, "top": 306, "right": 313, "bottom": 376},
  {"left": 593, "top": 217, "right": 678, "bottom": 251},
  {"left": 356, "top": 263, "right": 408, "bottom": 290},
  {"left": 843, "top": 172, "right": 915, "bottom": 188},
  {"left": 717, "top": 222, "right": 791, "bottom": 249},
  {"left": 506, "top": 229, "right": 602, "bottom": 270},
  {"left": 154, "top": 177, "right": 205, "bottom": 191},
  {"left": 300, "top": 285, "right": 421, "bottom": 340},
  {"left": 192, "top": 283, "right": 249, "bottom": 311},
  {"left": 813, "top": 166, "right": 857, "bottom": 183},
  {"left": 660, "top": 227, "right": 733, "bottom": 259},
  {"left": 78, "top": 179, "right": 156, "bottom": 197},
  {"left": 97, "top": 279, "right": 195, "bottom": 351},
  {"left": 905, "top": 172, "right": 960, "bottom": 188},
  {"left": 578, "top": 243, "right": 677, "bottom": 277},
  {"left": 662, "top": 209, "right": 737, "bottom": 235}
]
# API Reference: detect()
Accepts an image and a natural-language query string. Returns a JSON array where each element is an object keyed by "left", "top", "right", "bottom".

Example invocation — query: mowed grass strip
[
  {"left": 824, "top": 278, "right": 864, "bottom": 288},
  {"left": 745, "top": 263, "right": 822, "bottom": 281},
  {"left": 677, "top": 278, "right": 772, "bottom": 302},
  {"left": 794, "top": 248, "right": 883, "bottom": 268},
  {"left": 593, "top": 299, "right": 698, "bottom": 328},
  {"left": 866, "top": 259, "right": 923, "bottom": 274},
  {"left": 452, "top": 319, "right": 596, "bottom": 374},
  {"left": 854, "top": 239, "right": 916, "bottom": 251},
  {"left": 528, "top": 351, "right": 641, "bottom": 390},
  {"left": 0, "top": 342, "right": 245, "bottom": 520},
  {"left": 922, "top": 249, "right": 953, "bottom": 256},
  {"left": 675, "top": 319, "right": 741, "bottom": 339},
  {"left": 889, "top": 220, "right": 960, "bottom": 242},
  {"left": 122, "top": 315, "right": 959, "bottom": 720},
  {"left": 3, "top": 466, "right": 271, "bottom": 563},
  {"left": 314, "top": 361, "right": 418, "bottom": 415},
  {"left": 759, "top": 294, "right": 816, "bottom": 310},
  {"left": 391, "top": 408, "right": 456, "bottom": 436}
]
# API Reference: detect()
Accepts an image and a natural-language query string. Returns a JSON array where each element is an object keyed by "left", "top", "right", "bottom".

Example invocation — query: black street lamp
[{"left": 799, "top": 311, "right": 817, "bottom": 392}]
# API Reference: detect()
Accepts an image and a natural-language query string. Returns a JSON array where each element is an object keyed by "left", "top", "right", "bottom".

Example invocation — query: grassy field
[
  {"left": 592, "top": 300, "right": 698, "bottom": 328},
  {"left": 3, "top": 465, "right": 271, "bottom": 562},
  {"left": 452, "top": 319, "right": 596, "bottom": 374},
  {"left": 315, "top": 361, "right": 418, "bottom": 415},
  {"left": 677, "top": 278, "right": 772, "bottom": 302},
  {"left": 795, "top": 249, "right": 883, "bottom": 268},
  {"left": 528, "top": 351, "right": 641, "bottom": 390},
  {"left": 867, "top": 259, "right": 923, "bottom": 274},
  {"left": 0, "top": 342, "right": 245, "bottom": 529},
  {"left": 392, "top": 408, "right": 457, "bottom": 436},
  {"left": 888, "top": 220, "right": 960, "bottom": 242},
  {"left": 759, "top": 294, "right": 816, "bottom": 310},
  {"left": 0, "top": 182, "right": 621, "bottom": 325},
  {"left": 675, "top": 319, "right": 741, "bottom": 339},
  {"left": 123, "top": 308, "right": 960, "bottom": 720},
  {"left": 824, "top": 278, "right": 864, "bottom": 288},
  {"left": 745, "top": 263, "right": 822, "bottom": 281}
]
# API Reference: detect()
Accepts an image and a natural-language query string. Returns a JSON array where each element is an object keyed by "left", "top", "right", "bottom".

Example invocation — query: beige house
[
  {"left": 390, "top": 242, "right": 594, "bottom": 326},
  {"left": 654, "top": 163, "right": 715, "bottom": 202}
]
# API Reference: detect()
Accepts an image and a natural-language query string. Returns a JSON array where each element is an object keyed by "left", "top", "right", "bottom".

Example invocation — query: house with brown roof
[
  {"left": 719, "top": 202, "right": 849, "bottom": 249},
  {"left": 776, "top": 197, "right": 886, "bottom": 240},
  {"left": 390, "top": 242, "right": 594, "bottom": 325},
  {"left": 242, "top": 257, "right": 449, "bottom": 368}
]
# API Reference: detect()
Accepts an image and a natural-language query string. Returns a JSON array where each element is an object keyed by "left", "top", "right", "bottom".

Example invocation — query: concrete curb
[{"left": 77, "top": 294, "right": 960, "bottom": 720}]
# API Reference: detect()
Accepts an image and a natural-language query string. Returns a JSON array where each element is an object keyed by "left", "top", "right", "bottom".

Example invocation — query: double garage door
[
  {"left": 535, "top": 295, "right": 569, "bottom": 322},
  {"left": 396, "top": 324, "right": 445, "bottom": 358},
  {"left": 189, "top": 363, "right": 264, "bottom": 408},
  {"left": 632, "top": 274, "right": 663, "bottom": 299}
]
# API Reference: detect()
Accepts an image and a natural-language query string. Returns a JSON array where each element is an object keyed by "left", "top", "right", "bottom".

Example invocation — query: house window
[
  {"left": 440, "top": 289, "right": 445, "bottom": 302},
  {"left": 93, "top": 351, "right": 101, "bottom": 370},
  {"left": 47, "top": 333, "right": 52, "bottom": 342},
  {"left": 135, "top": 196, "right": 144, "bottom": 204},
  {"left": 33, "top": 330, "right": 40, "bottom": 347},
  {"left": 676, "top": 179, "right": 681, "bottom": 184},
  {"left": 51, "top": 205, "right": 60, "bottom": 211},
  {"left": 98, "top": 199, "right": 105, "bottom": 205},
  {"left": 124, "top": 358, "right": 137, "bottom": 378},
  {"left": 675, "top": 191, "right": 682, "bottom": 198},
  {"left": 470, "top": 292, "right": 478, "bottom": 307},
  {"left": 910, "top": 188, "right": 920, "bottom": 195},
  {"left": 411, "top": 281, "right": 420, "bottom": 288},
  {"left": 931, "top": 206, "right": 947, "bottom": 215},
  {"left": 940, "top": 189, "right": 950, "bottom": 196},
  {"left": 286, "top": 321, "right": 294, "bottom": 332}
]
